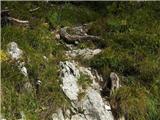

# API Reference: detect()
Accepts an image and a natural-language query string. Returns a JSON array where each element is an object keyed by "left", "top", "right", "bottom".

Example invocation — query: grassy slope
[{"left": 1, "top": 2, "right": 160, "bottom": 120}]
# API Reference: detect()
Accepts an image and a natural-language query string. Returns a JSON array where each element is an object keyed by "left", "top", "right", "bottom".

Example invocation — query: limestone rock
[
  {"left": 7, "top": 42, "right": 29, "bottom": 77},
  {"left": 66, "top": 48, "right": 101, "bottom": 59},
  {"left": 59, "top": 61, "right": 114, "bottom": 120},
  {"left": 20, "top": 66, "right": 28, "bottom": 77},
  {"left": 52, "top": 109, "right": 64, "bottom": 120},
  {"left": 60, "top": 26, "right": 102, "bottom": 43},
  {"left": 71, "top": 114, "right": 86, "bottom": 120},
  {"left": 59, "top": 61, "right": 80, "bottom": 101},
  {"left": 80, "top": 88, "right": 114, "bottom": 120},
  {"left": 7, "top": 42, "right": 23, "bottom": 60},
  {"left": 110, "top": 72, "right": 120, "bottom": 95},
  {"left": 24, "top": 81, "right": 32, "bottom": 92},
  {"left": 79, "top": 67, "right": 101, "bottom": 90},
  {"left": 55, "top": 33, "right": 60, "bottom": 40}
]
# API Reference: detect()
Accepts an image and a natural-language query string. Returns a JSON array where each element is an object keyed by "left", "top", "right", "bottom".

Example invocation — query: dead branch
[
  {"left": 8, "top": 17, "right": 29, "bottom": 24},
  {"left": 29, "top": 7, "right": 40, "bottom": 12},
  {"left": 60, "top": 26, "right": 102, "bottom": 43}
]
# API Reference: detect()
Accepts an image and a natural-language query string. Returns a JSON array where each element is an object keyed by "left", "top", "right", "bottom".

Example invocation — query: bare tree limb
[
  {"left": 60, "top": 26, "right": 102, "bottom": 43},
  {"left": 8, "top": 17, "right": 29, "bottom": 24},
  {"left": 29, "top": 7, "right": 40, "bottom": 12}
]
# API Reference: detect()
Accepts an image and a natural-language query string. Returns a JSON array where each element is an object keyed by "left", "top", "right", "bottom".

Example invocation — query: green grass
[
  {"left": 88, "top": 2, "right": 160, "bottom": 120},
  {"left": 110, "top": 85, "right": 148, "bottom": 120},
  {"left": 1, "top": 4, "right": 68, "bottom": 118},
  {"left": 78, "top": 72, "right": 92, "bottom": 90},
  {"left": 1, "top": 1, "right": 160, "bottom": 120},
  {"left": 47, "top": 3, "right": 100, "bottom": 27}
]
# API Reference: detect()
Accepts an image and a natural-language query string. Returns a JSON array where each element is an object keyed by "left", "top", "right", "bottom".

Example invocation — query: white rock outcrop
[
  {"left": 80, "top": 88, "right": 114, "bottom": 120},
  {"left": 52, "top": 109, "right": 65, "bottom": 120},
  {"left": 7, "top": 42, "right": 28, "bottom": 78},
  {"left": 59, "top": 61, "right": 80, "bottom": 101},
  {"left": 7, "top": 42, "right": 32, "bottom": 92},
  {"left": 7, "top": 42, "right": 23, "bottom": 60},
  {"left": 71, "top": 114, "right": 86, "bottom": 120},
  {"left": 59, "top": 61, "right": 114, "bottom": 120},
  {"left": 79, "top": 66, "right": 102, "bottom": 90}
]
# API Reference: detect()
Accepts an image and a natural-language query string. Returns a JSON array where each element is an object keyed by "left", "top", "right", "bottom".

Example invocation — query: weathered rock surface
[
  {"left": 7, "top": 42, "right": 32, "bottom": 93},
  {"left": 79, "top": 66, "right": 102, "bottom": 90},
  {"left": 7, "top": 42, "right": 23, "bottom": 60},
  {"left": 80, "top": 88, "right": 114, "bottom": 120},
  {"left": 60, "top": 26, "right": 102, "bottom": 44},
  {"left": 52, "top": 109, "right": 65, "bottom": 120},
  {"left": 66, "top": 48, "right": 102, "bottom": 59},
  {"left": 71, "top": 114, "right": 86, "bottom": 120},
  {"left": 59, "top": 61, "right": 80, "bottom": 101},
  {"left": 110, "top": 72, "right": 120, "bottom": 95},
  {"left": 18, "top": 62, "right": 28, "bottom": 77},
  {"left": 59, "top": 61, "right": 114, "bottom": 120},
  {"left": 7, "top": 42, "right": 29, "bottom": 78}
]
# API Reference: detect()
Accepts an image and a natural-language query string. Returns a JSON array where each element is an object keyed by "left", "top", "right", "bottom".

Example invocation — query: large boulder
[
  {"left": 59, "top": 61, "right": 80, "bottom": 101},
  {"left": 59, "top": 61, "right": 114, "bottom": 120},
  {"left": 79, "top": 88, "right": 114, "bottom": 120},
  {"left": 60, "top": 26, "right": 102, "bottom": 44}
]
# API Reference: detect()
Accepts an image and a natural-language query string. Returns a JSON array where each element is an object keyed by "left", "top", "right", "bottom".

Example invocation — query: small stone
[
  {"left": 43, "top": 56, "right": 48, "bottom": 61},
  {"left": 36, "top": 80, "right": 42, "bottom": 85},
  {"left": 7, "top": 42, "right": 23, "bottom": 60},
  {"left": 75, "top": 41, "right": 79, "bottom": 45},
  {"left": 110, "top": 72, "right": 120, "bottom": 94},
  {"left": 20, "top": 66, "right": 28, "bottom": 77},
  {"left": 52, "top": 109, "right": 64, "bottom": 120},
  {"left": 105, "top": 104, "right": 112, "bottom": 111},
  {"left": 55, "top": 33, "right": 60, "bottom": 40},
  {"left": 24, "top": 81, "right": 32, "bottom": 92}
]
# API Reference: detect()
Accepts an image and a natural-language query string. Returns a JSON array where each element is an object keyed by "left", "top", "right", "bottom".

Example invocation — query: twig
[{"left": 29, "top": 7, "right": 40, "bottom": 12}]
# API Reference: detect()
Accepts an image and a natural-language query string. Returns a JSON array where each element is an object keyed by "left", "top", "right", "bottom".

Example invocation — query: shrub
[{"left": 110, "top": 85, "right": 148, "bottom": 120}]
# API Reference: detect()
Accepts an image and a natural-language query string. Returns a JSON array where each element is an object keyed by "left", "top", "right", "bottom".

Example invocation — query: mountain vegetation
[{"left": 1, "top": 1, "right": 160, "bottom": 120}]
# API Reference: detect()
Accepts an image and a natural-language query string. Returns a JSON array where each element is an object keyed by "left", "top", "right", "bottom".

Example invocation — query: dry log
[{"left": 60, "top": 26, "right": 102, "bottom": 43}]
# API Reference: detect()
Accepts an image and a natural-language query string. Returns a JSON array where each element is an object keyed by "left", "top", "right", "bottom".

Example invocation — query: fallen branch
[
  {"left": 60, "top": 26, "right": 102, "bottom": 43},
  {"left": 29, "top": 7, "right": 40, "bottom": 12},
  {"left": 8, "top": 17, "right": 29, "bottom": 24}
]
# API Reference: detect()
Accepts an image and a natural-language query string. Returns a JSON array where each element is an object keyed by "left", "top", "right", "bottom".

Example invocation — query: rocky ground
[
  {"left": 1, "top": 2, "right": 160, "bottom": 120},
  {"left": 55, "top": 26, "right": 114, "bottom": 120},
  {"left": 3, "top": 24, "right": 117, "bottom": 120}
]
